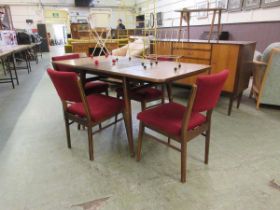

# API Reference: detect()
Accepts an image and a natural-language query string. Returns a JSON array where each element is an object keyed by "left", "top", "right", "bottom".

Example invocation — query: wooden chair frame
[
  {"left": 61, "top": 77, "right": 132, "bottom": 161},
  {"left": 137, "top": 84, "right": 213, "bottom": 183},
  {"left": 250, "top": 48, "right": 280, "bottom": 109}
]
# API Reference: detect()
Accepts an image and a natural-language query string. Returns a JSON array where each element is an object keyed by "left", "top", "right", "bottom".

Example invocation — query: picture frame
[
  {"left": 227, "top": 0, "right": 244, "bottom": 11},
  {"left": 243, "top": 0, "right": 261, "bottom": 10},
  {"left": 196, "top": 1, "right": 209, "bottom": 19},
  {"left": 261, "top": 0, "right": 280, "bottom": 8},
  {"left": 209, "top": 0, "right": 228, "bottom": 9}
]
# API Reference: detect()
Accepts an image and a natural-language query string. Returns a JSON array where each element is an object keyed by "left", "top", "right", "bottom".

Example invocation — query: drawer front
[
  {"left": 179, "top": 58, "right": 210, "bottom": 65},
  {"left": 173, "top": 42, "right": 211, "bottom": 50},
  {"left": 173, "top": 48, "right": 211, "bottom": 60}
]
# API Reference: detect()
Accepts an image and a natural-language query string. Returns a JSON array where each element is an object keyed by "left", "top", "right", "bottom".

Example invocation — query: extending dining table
[{"left": 52, "top": 56, "right": 211, "bottom": 156}]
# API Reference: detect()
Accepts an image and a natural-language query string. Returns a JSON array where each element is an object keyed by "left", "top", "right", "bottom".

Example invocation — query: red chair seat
[
  {"left": 84, "top": 81, "right": 109, "bottom": 93},
  {"left": 137, "top": 102, "right": 206, "bottom": 137},
  {"left": 68, "top": 94, "right": 124, "bottom": 122},
  {"left": 117, "top": 87, "right": 163, "bottom": 101}
]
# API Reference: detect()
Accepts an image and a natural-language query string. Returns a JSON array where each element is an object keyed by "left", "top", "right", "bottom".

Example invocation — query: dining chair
[
  {"left": 47, "top": 69, "right": 133, "bottom": 160},
  {"left": 52, "top": 53, "right": 109, "bottom": 96},
  {"left": 136, "top": 70, "right": 229, "bottom": 183}
]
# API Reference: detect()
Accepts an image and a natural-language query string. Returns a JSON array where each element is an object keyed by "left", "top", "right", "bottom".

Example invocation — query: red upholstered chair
[
  {"left": 52, "top": 54, "right": 109, "bottom": 96},
  {"left": 136, "top": 70, "right": 229, "bottom": 183},
  {"left": 47, "top": 69, "right": 133, "bottom": 160}
]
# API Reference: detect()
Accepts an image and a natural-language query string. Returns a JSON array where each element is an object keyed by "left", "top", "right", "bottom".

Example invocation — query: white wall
[
  {"left": 9, "top": 5, "right": 44, "bottom": 29},
  {"left": 2, "top": 0, "right": 136, "bottom": 30},
  {"left": 135, "top": 0, "right": 280, "bottom": 27},
  {"left": 8, "top": 5, "right": 135, "bottom": 30}
]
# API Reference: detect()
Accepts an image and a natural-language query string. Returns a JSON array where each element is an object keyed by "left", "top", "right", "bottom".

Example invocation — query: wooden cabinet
[
  {"left": 72, "top": 41, "right": 119, "bottom": 54},
  {"left": 153, "top": 40, "right": 256, "bottom": 115},
  {"left": 71, "top": 23, "right": 90, "bottom": 39}
]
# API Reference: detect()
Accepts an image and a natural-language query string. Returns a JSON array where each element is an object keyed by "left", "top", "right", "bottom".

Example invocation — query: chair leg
[
  {"left": 99, "top": 123, "right": 102, "bottom": 130},
  {"left": 115, "top": 95, "right": 121, "bottom": 123},
  {"left": 249, "top": 86, "right": 253, "bottom": 98},
  {"left": 136, "top": 122, "right": 144, "bottom": 161},
  {"left": 181, "top": 140, "right": 187, "bottom": 183},
  {"left": 87, "top": 125, "right": 94, "bottom": 161},
  {"left": 204, "top": 128, "right": 210, "bottom": 164},
  {"left": 168, "top": 137, "right": 171, "bottom": 145},
  {"left": 64, "top": 116, "right": 71, "bottom": 149},
  {"left": 105, "top": 89, "right": 109, "bottom": 96},
  {"left": 161, "top": 85, "right": 165, "bottom": 104},
  {"left": 140, "top": 101, "right": 146, "bottom": 111}
]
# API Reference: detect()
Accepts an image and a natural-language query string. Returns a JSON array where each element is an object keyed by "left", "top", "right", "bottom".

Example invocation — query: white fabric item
[
  {"left": 126, "top": 38, "right": 149, "bottom": 57},
  {"left": 112, "top": 44, "right": 129, "bottom": 56}
]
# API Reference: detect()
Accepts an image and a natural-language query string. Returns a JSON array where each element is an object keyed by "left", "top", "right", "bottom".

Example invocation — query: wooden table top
[
  {"left": 0, "top": 44, "right": 33, "bottom": 58},
  {"left": 53, "top": 56, "right": 211, "bottom": 83}
]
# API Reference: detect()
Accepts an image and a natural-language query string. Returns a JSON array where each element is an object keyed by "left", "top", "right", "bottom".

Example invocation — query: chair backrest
[
  {"left": 192, "top": 70, "right": 229, "bottom": 113},
  {"left": 47, "top": 68, "right": 82, "bottom": 103},
  {"left": 52, "top": 54, "right": 80, "bottom": 72},
  {"left": 262, "top": 42, "right": 280, "bottom": 63}
]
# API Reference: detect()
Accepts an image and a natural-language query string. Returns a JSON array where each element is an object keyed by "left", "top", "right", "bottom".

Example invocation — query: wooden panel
[
  {"left": 173, "top": 48, "right": 211, "bottom": 60},
  {"left": 236, "top": 43, "right": 256, "bottom": 94},
  {"left": 72, "top": 43, "right": 119, "bottom": 54},
  {"left": 154, "top": 41, "right": 172, "bottom": 55},
  {"left": 211, "top": 44, "right": 239, "bottom": 92},
  {"left": 173, "top": 42, "right": 211, "bottom": 50}
]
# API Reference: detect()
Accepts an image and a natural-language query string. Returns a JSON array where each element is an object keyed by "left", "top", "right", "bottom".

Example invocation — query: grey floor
[{"left": 0, "top": 47, "right": 280, "bottom": 210}]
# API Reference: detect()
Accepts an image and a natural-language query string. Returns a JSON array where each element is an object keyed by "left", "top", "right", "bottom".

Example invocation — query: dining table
[{"left": 52, "top": 55, "right": 211, "bottom": 156}]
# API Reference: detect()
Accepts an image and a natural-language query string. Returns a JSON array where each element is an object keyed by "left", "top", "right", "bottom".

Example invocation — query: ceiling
[{"left": 1, "top": 0, "right": 137, "bottom": 7}]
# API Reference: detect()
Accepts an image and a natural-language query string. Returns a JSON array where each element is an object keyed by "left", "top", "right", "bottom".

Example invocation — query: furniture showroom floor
[{"left": 0, "top": 47, "right": 280, "bottom": 210}]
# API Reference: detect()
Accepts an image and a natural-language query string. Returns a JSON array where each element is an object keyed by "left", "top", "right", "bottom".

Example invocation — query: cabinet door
[{"left": 211, "top": 44, "right": 239, "bottom": 92}]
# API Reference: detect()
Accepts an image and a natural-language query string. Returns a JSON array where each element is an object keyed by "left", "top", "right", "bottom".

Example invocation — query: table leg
[
  {"left": 7, "top": 57, "right": 15, "bottom": 89},
  {"left": 166, "top": 82, "right": 173, "bottom": 102},
  {"left": 122, "top": 77, "right": 135, "bottom": 157},
  {"left": 12, "top": 54, "right": 19, "bottom": 85}
]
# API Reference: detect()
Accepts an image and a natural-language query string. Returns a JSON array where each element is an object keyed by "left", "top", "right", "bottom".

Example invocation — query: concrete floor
[{"left": 0, "top": 47, "right": 280, "bottom": 210}]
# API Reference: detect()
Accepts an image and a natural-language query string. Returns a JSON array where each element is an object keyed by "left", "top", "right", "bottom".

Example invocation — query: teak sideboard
[{"left": 152, "top": 39, "right": 256, "bottom": 115}]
